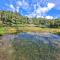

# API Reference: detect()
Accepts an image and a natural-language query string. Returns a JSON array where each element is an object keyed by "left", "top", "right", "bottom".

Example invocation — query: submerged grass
[{"left": 12, "top": 39, "right": 60, "bottom": 60}]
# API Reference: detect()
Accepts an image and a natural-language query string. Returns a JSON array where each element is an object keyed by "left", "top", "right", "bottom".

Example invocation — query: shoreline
[{"left": 0, "top": 27, "right": 60, "bottom": 35}]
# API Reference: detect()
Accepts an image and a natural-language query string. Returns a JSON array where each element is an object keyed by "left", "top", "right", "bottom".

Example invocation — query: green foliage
[
  {"left": 0, "top": 27, "right": 6, "bottom": 35},
  {"left": 0, "top": 11, "right": 60, "bottom": 28}
]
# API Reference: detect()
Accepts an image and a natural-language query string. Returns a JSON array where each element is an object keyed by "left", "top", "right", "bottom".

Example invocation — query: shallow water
[
  {"left": 14, "top": 32, "right": 60, "bottom": 45},
  {"left": 0, "top": 32, "right": 60, "bottom": 44}
]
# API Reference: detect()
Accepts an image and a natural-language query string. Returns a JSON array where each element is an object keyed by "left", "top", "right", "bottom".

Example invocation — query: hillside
[
  {"left": 0, "top": 11, "right": 60, "bottom": 27},
  {"left": 0, "top": 11, "right": 60, "bottom": 34}
]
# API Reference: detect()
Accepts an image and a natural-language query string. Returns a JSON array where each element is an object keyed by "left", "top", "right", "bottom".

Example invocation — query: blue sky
[{"left": 0, "top": 0, "right": 60, "bottom": 19}]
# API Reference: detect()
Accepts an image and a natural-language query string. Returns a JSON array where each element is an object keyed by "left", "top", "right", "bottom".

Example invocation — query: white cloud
[
  {"left": 16, "top": 0, "right": 29, "bottom": 9},
  {"left": 10, "top": 4, "right": 14, "bottom": 9},
  {"left": 47, "top": 3, "right": 55, "bottom": 9},
  {"left": 25, "top": 13, "right": 36, "bottom": 18},
  {"left": 45, "top": 16, "right": 54, "bottom": 19},
  {"left": 17, "top": 1, "right": 22, "bottom": 6},
  {"left": 35, "top": 3, "right": 55, "bottom": 14},
  {"left": 10, "top": 4, "right": 15, "bottom": 12},
  {"left": 16, "top": 0, "right": 29, "bottom": 12},
  {"left": 26, "top": 3, "right": 55, "bottom": 18},
  {"left": 7, "top": 0, "right": 56, "bottom": 19},
  {"left": 8, "top": 0, "right": 29, "bottom": 13},
  {"left": 16, "top": 6, "right": 20, "bottom": 12}
]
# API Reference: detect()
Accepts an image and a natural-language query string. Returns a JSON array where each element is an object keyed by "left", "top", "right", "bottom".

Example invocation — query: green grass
[
  {"left": 0, "top": 27, "right": 6, "bottom": 35},
  {"left": 0, "top": 26, "right": 60, "bottom": 35},
  {"left": 0, "top": 27, "right": 17, "bottom": 35}
]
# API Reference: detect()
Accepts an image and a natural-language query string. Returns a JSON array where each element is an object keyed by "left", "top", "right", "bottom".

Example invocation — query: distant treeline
[{"left": 0, "top": 11, "right": 60, "bottom": 28}]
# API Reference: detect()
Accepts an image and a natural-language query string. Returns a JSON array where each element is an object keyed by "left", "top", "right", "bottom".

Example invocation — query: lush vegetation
[
  {"left": 0, "top": 11, "right": 60, "bottom": 28},
  {"left": 0, "top": 11, "right": 60, "bottom": 34}
]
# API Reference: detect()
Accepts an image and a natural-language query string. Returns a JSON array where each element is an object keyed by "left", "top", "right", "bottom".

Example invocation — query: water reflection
[{"left": 0, "top": 32, "right": 60, "bottom": 44}]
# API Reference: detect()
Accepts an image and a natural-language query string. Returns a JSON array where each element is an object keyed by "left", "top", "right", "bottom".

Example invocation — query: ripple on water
[
  {"left": 15, "top": 32, "right": 60, "bottom": 44},
  {"left": 0, "top": 32, "right": 60, "bottom": 45}
]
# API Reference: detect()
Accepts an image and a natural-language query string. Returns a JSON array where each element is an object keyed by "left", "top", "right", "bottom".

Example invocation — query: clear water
[
  {"left": 14, "top": 32, "right": 60, "bottom": 45},
  {"left": 0, "top": 32, "right": 60, "bottom": 45}
]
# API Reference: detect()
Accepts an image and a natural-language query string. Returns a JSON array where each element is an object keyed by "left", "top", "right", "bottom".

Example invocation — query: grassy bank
[
  {"left": 0, "top": 27, "right": 17, "bottom": 35},
  {"left": 0, "top": 26, "right": 60, "bottom": 35}
]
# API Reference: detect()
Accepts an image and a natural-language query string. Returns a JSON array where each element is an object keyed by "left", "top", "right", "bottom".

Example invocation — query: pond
[
  {"left": 0, "top": 32, "right": 60, "bottom": 45},
  {"left": 0, "top": 32, "right": 60, "bottom": 60}
]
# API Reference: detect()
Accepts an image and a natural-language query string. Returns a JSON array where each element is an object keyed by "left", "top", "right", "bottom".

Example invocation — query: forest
[{"left": 0, "top": 11, "right": 60, "bottom": 28}]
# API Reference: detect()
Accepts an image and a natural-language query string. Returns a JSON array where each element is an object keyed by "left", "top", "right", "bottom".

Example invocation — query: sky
[{"left": 0, "top": 0, "right": 60, "bottom": 19}]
